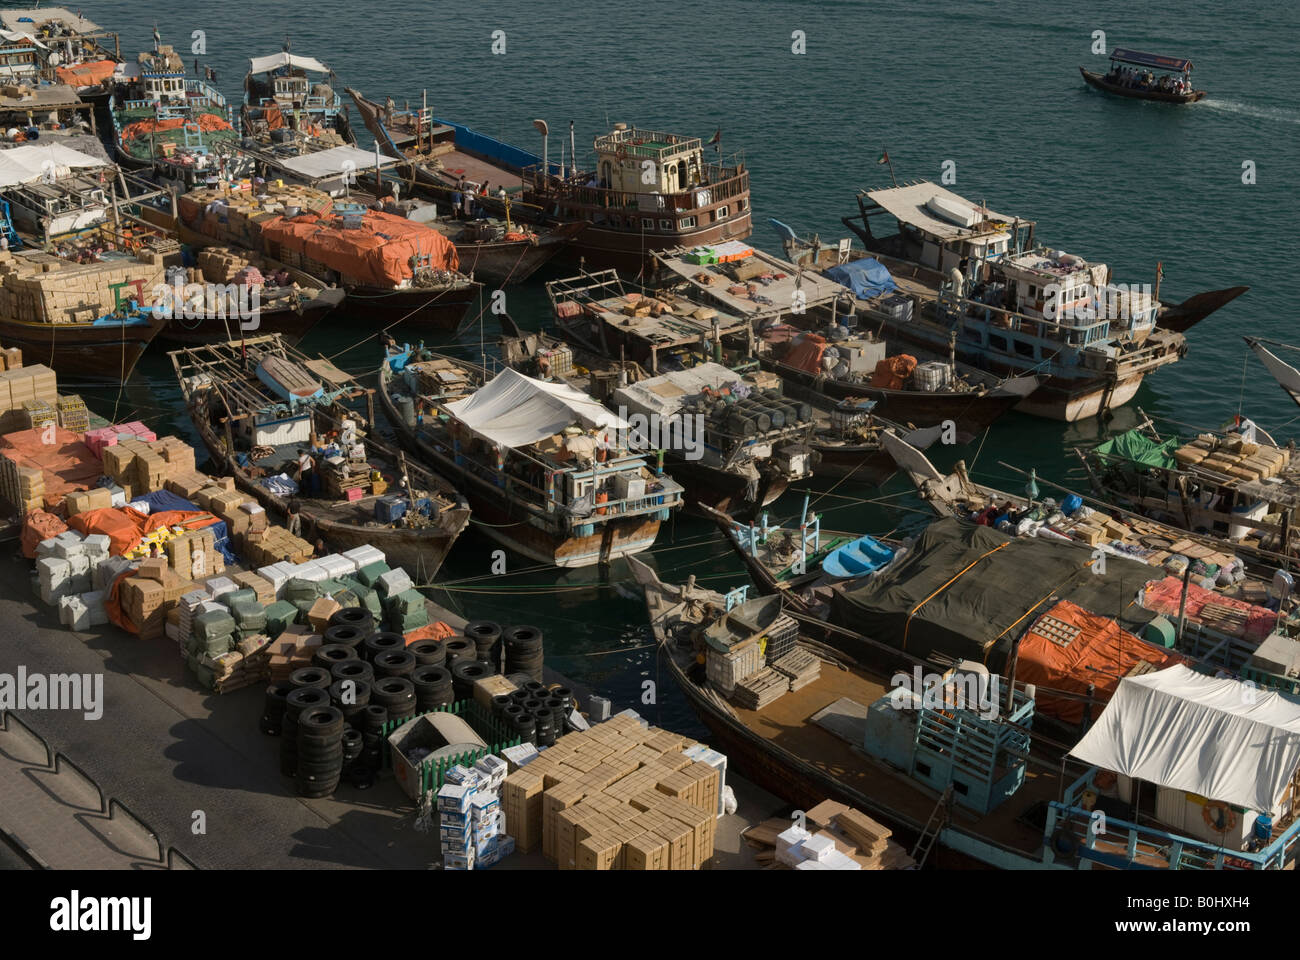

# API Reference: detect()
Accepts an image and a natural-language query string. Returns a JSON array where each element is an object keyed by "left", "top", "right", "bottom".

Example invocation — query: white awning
[
  {"left": 612, "top": 361, "right": 741, "bottom": 418},
  {"left": 276, "top": 144, "right": 401, "bottom": 180},
  {"left": 1069, "top": 664, "right": 1300, "bottom": 812},
  {"left": 444, "top": 367, "right": 627, "bottom": 449},
  {"left": 248, "top": 52, "right": 331, "bottom": 76},
  {"left": 0, "top": 142, "right": 107, "bottom": 187},
  {"left": 0, "top": 29, "right": 45, "bottom": 47},
  {"left": 865, "top": 181, "right": 1015, "bottom": 241}
]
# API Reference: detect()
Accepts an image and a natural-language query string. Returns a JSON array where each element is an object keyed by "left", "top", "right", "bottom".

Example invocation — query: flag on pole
[
  {"left": 707, "top": 130, "right": 721, "bottom": 146},
  {"left": 878, "top": 148, "right": 890, "bottom": 165}
]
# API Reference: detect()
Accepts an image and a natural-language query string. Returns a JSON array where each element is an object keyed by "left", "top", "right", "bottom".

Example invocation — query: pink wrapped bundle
[{"left": 82, "top": 427, "right": 118, "bottom": 458}]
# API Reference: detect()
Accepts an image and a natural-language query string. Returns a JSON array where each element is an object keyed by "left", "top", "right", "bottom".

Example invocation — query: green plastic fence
[{"left": 379, "top": 699, "right": 522, "bottom": 795}]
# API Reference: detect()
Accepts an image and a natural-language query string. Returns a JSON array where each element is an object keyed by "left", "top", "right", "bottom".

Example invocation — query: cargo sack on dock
[
  {"left": 355, "top": 561, "right": 390, "bottom": 588},
  {"left": 284, "top": 578, "right": 322, "bottom": 604},
  {"left": 229, "top": 598, "right": 267, "bottom": 634},
  {"left": 830, "top": 517, "right": 1158, "bottom": 673},
  {"left": 263, "top": 600, "right": 299, "bottom": 639},
  {"left": 259, "top": 209, "right": 459, "bottom": 287}
]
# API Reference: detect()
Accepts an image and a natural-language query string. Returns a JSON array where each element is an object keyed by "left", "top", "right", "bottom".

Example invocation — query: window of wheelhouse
[
  {"left": 680, "top": 215, "right": 696, "bottom": 229},
  {"left": 641, "top": 218, "right": 654, "bottom": 230}
]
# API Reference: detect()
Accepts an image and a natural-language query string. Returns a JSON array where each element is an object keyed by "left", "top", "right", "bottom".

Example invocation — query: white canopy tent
[
  {"left": 444, "top": 367, "right": 627, "bottom": 450},
  {"left": 1069, "top": 664, "right": 1300, "bottom": 812},
  {"left": 248, "top": 52, "right": 331, "bottom": 76},
  {"left": 0, "top": 143, "right": 107, "bottom": 187},
  {"left": 612, "top": 361, "right": 741, "bottom": 418},
  {"left": 276, "top": 144, "right": 401, "bottom": 180}
]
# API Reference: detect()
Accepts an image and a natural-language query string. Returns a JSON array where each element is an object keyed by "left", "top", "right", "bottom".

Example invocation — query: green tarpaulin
[
  {"left": 829, "top": 518, "right": 1158, "bottom": 673},
  {"left": 1092, "top": 429, "right": 1179, "bottom": 470}
]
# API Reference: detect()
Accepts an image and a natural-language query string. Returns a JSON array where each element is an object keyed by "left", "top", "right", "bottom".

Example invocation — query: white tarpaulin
[
  {"left": 444, "top": 367, "right": 627, "bottom": 450},
  {"left": 613, "top": 362, "right": 741, "bottom": 418},
  {"left": 0, "top": 30, "right": 45, "bottom": 47},
  {"left": 0, "top": 143, "right": 107, "bottom": 187},
  {"left": 1069, "top": 664, "right": 1300, "bottom": 812},
  {"left": 277, "top": 144, "right": 401, "bottom": 180},
  {"left": 248, "top": 52, "right": 331, "bottom": 75}
]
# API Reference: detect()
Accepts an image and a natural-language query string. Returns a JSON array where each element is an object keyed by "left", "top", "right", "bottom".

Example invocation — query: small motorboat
[
  {"left": 822, "top": 535, "right": 895, "bottom": 580},
  {"left": 1080, "top": 49, "right": 1206, "bottom": 104},
  {"left": 256, "top": 354, "right": 325, "bottom": 403}
]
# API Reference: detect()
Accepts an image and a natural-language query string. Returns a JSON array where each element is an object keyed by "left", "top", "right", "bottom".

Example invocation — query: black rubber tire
[
  {"left": 370, "top": 676, "right": 416, "bottom": 708},
  {"left": 443, "top": 637, "right": 475, "bottom": 663},
  {"left": 505, "top": 672, "right": 532, "bottom": 688},
  {"left": 550, "top": 686, "right": 574, "bottom": 707},
  {"left": 358, "top": 704, "right": 389, "bottom": 731},
  {"left": 508, "top": 689, "right": 531, "bottom": 705},
  {"left": 296, "top": 759, "right": 344, "bottom": 778},
  {"left": 450, "top": 659, "right": 491, "bottom": 702},
  {"left": 284, "top": 686, "right": 331, "bottom": 718},
  {"left": 503, "top": 703, "right": 526, "bottom": 722},
  {"left": 363, "top": 631, "right": 406, "bottom": 662},
  {"left": 408, "top": 638, "right": 447, "bottom": 667},
  {"left": 330, "top": 659, "right": 374, "bottom": 684},
  {"left": 492, "top": 694, "right": 514, "bottom": 715},
  {"left": 313, "top": 643, "right": 359, "bottom": 670},
  {"left": 522, "top": 680, "right": 547, "bottom": 695},
  {"left": 322, "top": 623, "right": 367, "bottom": 648},
  {"left": 410, "top": 664, "right": 451, "bottom": 689},
  {"left": 372, "top": 649, "right": 417, "bottom": 678},
  {"left": 329, "top": 607, "right": 375, "bottom": 631},
  {"left": 328, "top": 678, "right": 371, "bottom": 709},
  {"left": 297, "top": 705, "right": 345, "bottom": 739},
  {"left": 503, "top": 624, "right": 543, "bottom": 650},
  {"left": 289, "top": 667, "right": 332, "bottom": 691},
  {"left": 465, "top": 619, "right": 503, "bottom": 669}
]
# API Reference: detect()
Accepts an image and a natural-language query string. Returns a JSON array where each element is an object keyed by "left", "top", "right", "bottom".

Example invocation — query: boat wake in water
[{"left": 1201, "top": 99, "right": 1300, "bottom": 125}]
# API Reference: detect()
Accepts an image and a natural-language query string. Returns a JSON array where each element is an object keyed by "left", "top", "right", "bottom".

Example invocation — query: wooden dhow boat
[
  {"left": 377, "top": 343, "right": 685, "bottom": 568},
  {"left": 170, "top": 334, "right": 470, "bottom": 582},
  {"left": 1079, "top": 49, "right": 1207, "bottom": 104}
]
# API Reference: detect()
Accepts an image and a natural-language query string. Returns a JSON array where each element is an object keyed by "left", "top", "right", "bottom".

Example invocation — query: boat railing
[{"left": 520, "top": 165, "right": 748, "bottom": 213}]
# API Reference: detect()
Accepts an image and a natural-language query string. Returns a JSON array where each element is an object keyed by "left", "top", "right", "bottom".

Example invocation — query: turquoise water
[{"left": 72, "top": 0, "right": 1299, "bottom": 729}]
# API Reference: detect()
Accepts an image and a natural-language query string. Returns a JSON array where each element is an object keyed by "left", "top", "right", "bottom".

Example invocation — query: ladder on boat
[{"left": 910, "top": 784, "right": 953, "bottom": 868}]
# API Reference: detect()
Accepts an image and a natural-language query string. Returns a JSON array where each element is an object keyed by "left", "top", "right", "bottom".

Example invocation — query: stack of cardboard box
[
  {"left": 267, "top": 624, "right": 321, "bottom": 684},
  {"left": 120, "top": 560, "right": 198, "bottom": 641},
  {"left": 0, "top": 363, "right": 56, "bottom": 432},
  {"left": 501, "top": 713, "right": 720, "bottom": 870},
  {"left": 63, "top": 486, "right": 113, "bottom": 516},
  {"left": 242, "top": 526, "right": 314, "bottom": 567}
]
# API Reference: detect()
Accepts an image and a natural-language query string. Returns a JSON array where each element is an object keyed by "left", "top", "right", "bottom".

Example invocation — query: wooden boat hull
[
  {"left": 1156, "top": 285, "right": 1250, "bottom": 333},
  {"left": 548, "top": 216, "right": 754, "bottom": 277},
  {"left": 763, "top": 357, "right": 1028, "bottom": 440},
  {"left": 344, "top": 282, "right": 480, "bottom": 330},
  {"left": 810, "top": 442, "right": 898, "bottom": 484},
  {"left": 0, "top": 312, "right": 165, "bottom": 381},
  {"left": 452, "top": 221, "right": 585, "bottom": 287},
  {"left": 153, "top": 288, "right": 344, "bottom": 347},
  {"left": 1080, "top": 68, "right": 1207, "bottom": 103},
  {"left": 666, "top": 456, "right": 789, "bottom": 519},
  {"left": 184, "top": 393, "right": 468, "bottom": 581}
]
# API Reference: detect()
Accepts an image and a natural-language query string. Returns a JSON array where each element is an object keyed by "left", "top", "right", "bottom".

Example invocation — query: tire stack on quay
[{"left": 261, "top": 612, "right": 551, "bottom": 795}]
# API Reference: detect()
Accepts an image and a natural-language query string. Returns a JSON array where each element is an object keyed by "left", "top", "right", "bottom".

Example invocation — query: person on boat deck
[
  {"left": 297, "top": 449, "right": 318, "bottom": 495},
  {"left": 286, "top": 498, "right": 302, "bottom": 537},
  {"left": 461, "top": 185, "right": 474, "bottom": 220}
]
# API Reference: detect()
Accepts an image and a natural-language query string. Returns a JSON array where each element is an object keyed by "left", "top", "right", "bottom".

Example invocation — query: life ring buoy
[{"left": 1202, "top": 801, "right": 1238, "bottom": 834}]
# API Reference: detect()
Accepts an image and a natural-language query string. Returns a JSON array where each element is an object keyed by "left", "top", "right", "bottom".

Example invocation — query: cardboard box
[{"left": 307, "top": 596, "right": 341, "bottom": 633}]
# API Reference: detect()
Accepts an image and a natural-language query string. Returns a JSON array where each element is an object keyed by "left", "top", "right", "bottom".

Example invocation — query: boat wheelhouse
[
  {"left": 109, "top": 37, "right": 243, "bottom": 188},
  {"left": 1080, "top": 48, "right": 1206, "bottom": 104},
  {"left": 241, "top": 50, "right": 355, "bottom": 150},
  {"left": 521, "top": 124, "right": 752, "bottom": 274},
  {"left": 0, "top": 7, "right": 121, "bottom": 100}
]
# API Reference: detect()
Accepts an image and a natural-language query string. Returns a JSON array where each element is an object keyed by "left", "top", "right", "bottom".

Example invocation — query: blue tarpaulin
[
  {"left": 825, "top": 258, "right": 896, "bottom": 300},
  {"left": 132, "top": 488, "right": 239, "bottom": 563}
]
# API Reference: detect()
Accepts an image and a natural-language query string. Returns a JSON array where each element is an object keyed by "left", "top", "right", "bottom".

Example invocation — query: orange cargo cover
[
  {"left": 67, "top": 506, "right": 222, "bottom": 556},
  {"left": 1140, "top": 576, "right": 1276, "bottom": 643},
  {"left": 20, "top": 510, "right": 68, "bottom": 559},
  {"left": 56, "top": 59, "right": 116, "bottom": 87},
  {"left": 1017, "top": 599, "right": 1187, "bottom": 725},
  {"left": 0, "top": 426, "right": 102, "bottom": 509},
  {"left": 783, "top": 334, "right": 827, "bottom": 375},
  {"left": 259, "top": 209, "right": 459, "bottom": 287},
  {"left": 869, "top": 354, "right": 917, "bottom": 390}
]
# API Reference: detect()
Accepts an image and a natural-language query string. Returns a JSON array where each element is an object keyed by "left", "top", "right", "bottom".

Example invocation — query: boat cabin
[
  {"left": 1101, "top": 49, "right": 1193, "bottom": 95},
  {"left": 242, "top": 51, "right": 350, "bottom": 147},
  {"left": 135, "top": 44, "right": 187, "bottom": 105},
  {"left": 1045, "top": 665, "right": 1300, "bottom": 869},
  {"left": 852, "top": 181, "right": 1032, "bottom": 275}
]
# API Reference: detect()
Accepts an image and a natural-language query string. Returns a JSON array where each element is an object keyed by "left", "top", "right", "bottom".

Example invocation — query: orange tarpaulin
[
  {"left": 20, "top": 510, "right": 68, "bottom": 559},
  {"left": 259, "top": 209, "right": 459, "bottom": 287},
  {"left": 121, "top": 113, "right": 231, "bottom": 144},
  {"left": 869, "top": 354, "right": 917, "bottom": 391},
  {"left": 56, "top": 59, "right": 116, "bottom": 87},
  {"left": 1140, "top": 575, "right": 1277, "bottom": 642},
  {"left": 1017, "top": 600, "right": 1187, "bottom": 725},
  {"left": 783, "top": 333, "right": 828, "bottom": 375},
  {"left": 104, "top": 568, "right": 139, "bottom": 634},
  {"left": 262, "top": 104, "right": 286, "bottom": 130},
  {"left": 0, "top": 426, "right": 102, "bottom": 510},
  {"left": 404, "top": 621, "right": 455, "bottom": 645},
  {"left": 66, "top": 506, "right": 221, "bottom": 556}
]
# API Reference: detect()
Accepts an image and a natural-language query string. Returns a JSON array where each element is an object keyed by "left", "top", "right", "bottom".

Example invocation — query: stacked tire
[
  {"left": 281, "top": 687, "right": 330, "bottom": 777},
  {"left": 261, "top": 684, "right": 290, "bottom": 736},
  {"left": 357, "top": 704, "right": 389, "bottom": 772},
  {"left": 465, "top": 620, "right": 503, "bottom": 671},
  {"left": 371, "top": 676, "right": 416, "bottom": 724},
  {"left": 296, "top": 704, "right": 345, "bottom": 798},
  {"left": 411, "top": 665, "right": 453, "bottom": 713},
  {"left": 503, "top": 625, "right": 544, "bottom": 682},
  {"left": 450, "top": 658, "right": 491, "bottom": 703}
]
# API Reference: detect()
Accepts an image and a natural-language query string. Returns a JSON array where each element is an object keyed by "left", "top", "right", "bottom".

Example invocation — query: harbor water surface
[{"left": 70, "top": 0, "right": 1299, "bottom": 731}]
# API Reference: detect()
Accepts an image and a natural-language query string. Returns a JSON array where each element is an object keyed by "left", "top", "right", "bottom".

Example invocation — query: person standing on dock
[
  {"left": 296, "top": 449, "right": 317, "bottom": 496},
  {"left": 286, "top": 498, "right": 302, "bottom": 538}
]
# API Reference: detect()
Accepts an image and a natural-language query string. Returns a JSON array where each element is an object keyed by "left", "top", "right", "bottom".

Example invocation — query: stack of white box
[
  {"left": 82, "top": 534, "right": 111, "bottom": 564},
  {"left": 315, "top": 553, "right": 357, "bottom": 579},
  {"left": 289, "top": 561, "right": 328, "bottom": 583},
  {"left": 176, "top": 590, "right": 209, "bottom": 650},
  {"left": 376, "top": 568, "right": 412, "bottom": 597},
  {"left": 776, "top": 824, "right": 862, "bottom": 870},
  {"left": 58, "top": 594, "right": 90, "bottom": 630},
  {"left": 437, "top": 759, "right": 516, "bottom": 871},
  {"left": 342, "top": 545, "right": 385, "bottom": 568},
  {"left": 203, "top": 576, "right": 237, "bottom": 601},
  {"left": 255, "top": 562, "right": 295, "bottom": 599},
  {"left": 51, "top": 531, "right": 86, "bottom": 560},
  {"left": 438, "top": 775, "right": 476, "bottom": 871},
  {"left": 92, "top": 555, "right": 135, "bottom": 592}
]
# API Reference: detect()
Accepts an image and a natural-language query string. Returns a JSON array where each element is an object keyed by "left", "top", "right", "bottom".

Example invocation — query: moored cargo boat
[
  {"left": 377, "top": 344, "right": 684, "bottom": 568},
  {"left": 170, "top": 335, "right": 470, "bottom": 581}
]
